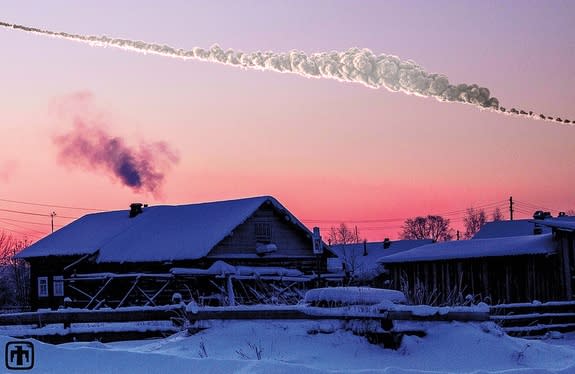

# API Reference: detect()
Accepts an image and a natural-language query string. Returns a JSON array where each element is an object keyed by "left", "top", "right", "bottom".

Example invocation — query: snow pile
[
  {"left": 3, "top": 320, "right": 575, "bottom": 373},
  {"left": 304, "top": 287, "right": 407, "bottom": 306},
  {"left": 171, "top": 261, "right": 304, "bottom": 278}
]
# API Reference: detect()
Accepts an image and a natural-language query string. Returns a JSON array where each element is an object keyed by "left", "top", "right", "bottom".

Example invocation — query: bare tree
[
  {"left": 492, "top": 207, "right": 504, "bottom": 221},
  {"left": 328, "top": 223, "right": 364, "bottom": 280},
  {"left": 0, "top": 232, "right": 31, "bottom": 308},
  {"left": 400, "top": 215, "right": 453, "bottom": 242},
  {"left": 328, "top": 223, "right": 362, "bottom": 245},
  {"left": 567, "top": 209, "right": 575, "bottom": 216},
  {"left": 464, "top": 207, "right": 487, "bottom": 239}
]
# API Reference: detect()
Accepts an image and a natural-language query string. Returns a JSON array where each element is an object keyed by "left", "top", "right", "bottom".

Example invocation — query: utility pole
[
  {"left": 50, "top": 211, "right": 57, "bottom": 233},
  {"left": 509, "top": 196, "right": 514, "bottom": 221}
]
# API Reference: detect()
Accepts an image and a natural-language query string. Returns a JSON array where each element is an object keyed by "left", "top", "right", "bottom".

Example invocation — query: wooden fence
[
  {"left": 490, "top": 301, "right": 575, "bottom": 337},
  {"left": 1, "top": 301, "right": 574, "bottom": 345}
]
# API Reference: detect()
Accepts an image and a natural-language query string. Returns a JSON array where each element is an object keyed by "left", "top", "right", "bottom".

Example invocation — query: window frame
[
  {"left": 53, "top": 275, "right": 64, "bottom": 297},
  {"left": 37, "top": 276, "right": 49, "bottom": 298},
  {"left": 255, "top": 221, "right": 273, "bottom": 243}
]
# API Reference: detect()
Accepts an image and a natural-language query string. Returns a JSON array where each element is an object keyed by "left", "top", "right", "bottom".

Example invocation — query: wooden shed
[
  {"left": 379, "top": 233, "right": 564, "bottom": 305},
  {"left": 16, "top": 196, "right": 335, "bottom": 310},
  {"left": 532, "top": 218, "right": 575, "bottom": 301}
]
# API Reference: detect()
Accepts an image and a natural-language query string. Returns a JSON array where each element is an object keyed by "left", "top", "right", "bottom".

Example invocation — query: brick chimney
[{"left": 129, "top": 203, "right": 144, "bottom": 218}]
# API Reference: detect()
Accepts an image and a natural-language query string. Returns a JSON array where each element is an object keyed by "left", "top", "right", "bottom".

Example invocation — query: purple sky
[{"left": 0, "top": 1, "right": 574, "bottom": 240}]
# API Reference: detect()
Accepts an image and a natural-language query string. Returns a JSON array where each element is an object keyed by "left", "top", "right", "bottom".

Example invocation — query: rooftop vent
[{"left": 129, "top": 203, "right": 145, "bottom": 218}]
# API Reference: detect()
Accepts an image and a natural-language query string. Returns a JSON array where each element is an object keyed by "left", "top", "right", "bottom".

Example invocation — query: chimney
[
  {"left": 312, "top": 227, "right": 323, "bottom": 255},
  {"left": 383, "top": 238, "right": 391, "bottom": 249},
  {"left": 129, "top": 203, "right": 144, "bottom": 218},
  {"left": 363, "top": 240, "right": 368, "bottom": 256},
  {"left": 533, "top": 211, "right": 552, "bottom": 220}
]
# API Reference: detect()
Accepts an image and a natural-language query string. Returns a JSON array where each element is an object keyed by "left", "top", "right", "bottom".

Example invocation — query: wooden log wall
[{"left": 386, "top": 254, "right": 563, "bottom": 305}]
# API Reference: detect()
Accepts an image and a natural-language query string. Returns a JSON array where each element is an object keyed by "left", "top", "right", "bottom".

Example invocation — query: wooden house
[
  {"left": 472, "top": 219, "right": 551, "bottom": 239},
  {"left": 328, "top": 239, "right": 432, "bottom": 283},
  {"left": 379, "top": 233, "right": 565, "bottom": 305},
  {"left": 16, "top": 196, "right": 335, "bottom": 310},
  {"left": 531, "top": 218, "right": 575, "bottom": 301}
]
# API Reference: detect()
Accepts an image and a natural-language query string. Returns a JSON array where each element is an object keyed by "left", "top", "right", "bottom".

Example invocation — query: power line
[
  {"left": 0, "top": 225, "right": 44, "bottom": 239},
  {"left": 0, "top": 219, "right": 48, "bottom": 236},
  {"left": 303, "top": 200, "right": 507, "bottom": 224},
  {"left": 0, "top": 207, "right": 78, "bottom": 220},
  {"left": 0, "top": 197, "right": 104, "bottom": 211},
  {"left": 0, "top": 216, "right": 62, "bottom": 227}
]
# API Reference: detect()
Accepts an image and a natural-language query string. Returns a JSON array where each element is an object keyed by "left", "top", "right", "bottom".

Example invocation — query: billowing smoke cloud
[
  {"left": 54, "top": 121, "right": 179, "bottom": 196},
  {"left": 0, "top": 21, "right": 572, "bottom": 125}
]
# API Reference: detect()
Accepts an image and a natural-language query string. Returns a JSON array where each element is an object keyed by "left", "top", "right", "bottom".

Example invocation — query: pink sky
[{"left": 0, "top": 1, "right": 574, "bottom": 241}]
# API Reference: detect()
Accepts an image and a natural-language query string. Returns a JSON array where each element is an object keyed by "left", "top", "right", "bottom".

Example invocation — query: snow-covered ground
[{"left": 3, "top": 320, "right": 575, "bottom": 373}]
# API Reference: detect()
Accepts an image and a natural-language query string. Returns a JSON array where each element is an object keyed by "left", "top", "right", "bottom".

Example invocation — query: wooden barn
[
  {"left": 379, "top": 233, "right": 566, "bottom": 305},
  {"left": 16, "top": 196, "right": 335, "bottom": 310},
  {"left": 532, "top": 218, "right": 575, "bottom": 300}
]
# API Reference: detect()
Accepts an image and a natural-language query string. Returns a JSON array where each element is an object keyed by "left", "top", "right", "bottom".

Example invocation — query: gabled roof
[
  {"left": 328, "top": 240, "right": 432, "bottom": 278},
  {"left": 379, "top": 234, "right": 556, "bottom": 264},
  {"left": 472, "top": 219, "right": 550, "bottom": 239},
  {"left": 16, "top": 196, "right": 319, "bottom": 263}
]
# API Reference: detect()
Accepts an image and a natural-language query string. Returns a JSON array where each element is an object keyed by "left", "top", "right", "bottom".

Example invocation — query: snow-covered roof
[
  {"left": 328, "top": 240, "right": 432, "bottom": 278},
  {"left": 530, "top": 217, "right": 575, "bottom": 232},
  {"left": 472, "top": 219, "right": 550, "bottom": 239},
  {"left": 379, "top": 234, "right": 556, "bottom": 264},
  {"left": 16, "top": 196, "right": 316, "bottom": 263}
]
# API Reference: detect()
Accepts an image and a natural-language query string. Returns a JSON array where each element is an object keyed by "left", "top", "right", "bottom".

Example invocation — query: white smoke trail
[{"left": 1, "top": 21, "right": 572, "bottom": 126}]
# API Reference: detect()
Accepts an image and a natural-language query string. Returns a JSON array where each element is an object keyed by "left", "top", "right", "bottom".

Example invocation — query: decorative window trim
[
  {"left": 53, "top": 275, "right": 64, "bottom": 297},
  {"left": 37, "top": 276, "right": 48, "bottom": 297}
]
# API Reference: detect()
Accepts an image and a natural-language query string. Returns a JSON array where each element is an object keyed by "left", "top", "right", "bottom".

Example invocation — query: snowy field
[{"left": 3, "top": 320, "right": 575, "bottom": 373}]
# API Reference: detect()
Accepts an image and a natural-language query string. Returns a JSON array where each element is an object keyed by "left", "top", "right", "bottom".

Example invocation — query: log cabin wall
[
  {"left": 207, "top": 203, "right": 325, "bottom": 272},
  {"left": 385, "top": 254, "right": 563, "bottom": 305}
]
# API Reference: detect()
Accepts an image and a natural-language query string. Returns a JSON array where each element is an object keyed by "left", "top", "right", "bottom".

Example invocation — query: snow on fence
[
  {"left": 3, "top": 299, "right": 573, "bottom": 345},
  {"left": 490, "top": 301, "right": 575, "bottom": 337}
]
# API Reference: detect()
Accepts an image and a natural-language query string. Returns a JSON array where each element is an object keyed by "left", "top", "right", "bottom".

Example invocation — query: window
[
  {"left": 53, "top": 275, "right": 64, "bottom": 297},
  {"left": 255, "top": 222, "right": 272, "bottom": 243},
  {"left": 37, "top": 276, "right": 48, "bottom": 297}
]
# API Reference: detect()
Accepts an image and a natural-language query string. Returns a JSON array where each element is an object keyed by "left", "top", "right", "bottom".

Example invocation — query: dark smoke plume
[{"left": 54, "top": 121, "right": 179, "bottom": 196}]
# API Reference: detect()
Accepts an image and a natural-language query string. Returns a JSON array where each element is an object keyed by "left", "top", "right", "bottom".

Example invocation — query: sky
[{"left": 0, "top": 1, "right": 574, "bottom": 241}]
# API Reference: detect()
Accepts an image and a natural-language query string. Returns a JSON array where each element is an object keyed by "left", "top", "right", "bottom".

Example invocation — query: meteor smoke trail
[{"left": 1, "top": 21, "right": 572, "bottom": 125}]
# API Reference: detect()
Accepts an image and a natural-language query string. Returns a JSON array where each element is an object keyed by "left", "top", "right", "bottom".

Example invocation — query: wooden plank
[
  {"left": 144, "top": 279, "right": 171, "bottom": 307},
  {"left": 492, "top": 312, "right": 575, "bottom": 327},
  {"left": 491, "top": 301, "right": 575, "bottom": 316},
  {"left": 8, "top": 329, "right": 182, "bottom": 344},
  {"left": 117, "top": 278, "right": 140, "bottom": 308},
  {"left": 86, "top": 277, "right": 114, "bottom": 309},
  {"left": 0, "top": 307, "right": 184, "bottom": 326}
]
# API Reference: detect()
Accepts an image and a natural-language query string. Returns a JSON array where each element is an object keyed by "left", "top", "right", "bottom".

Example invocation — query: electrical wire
[{"left": 0, "top": 197, "right": 105, "bottom": 211}]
